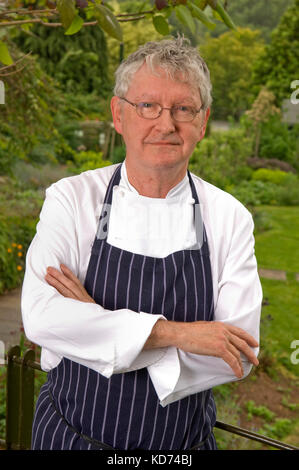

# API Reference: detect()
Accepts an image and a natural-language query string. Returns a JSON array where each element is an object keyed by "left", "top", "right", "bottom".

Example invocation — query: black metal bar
[
  {"left": 6, "top": 346, "right": 21, "bottom": 450},
  {"left": 19, "top": 349, "right": 35, "bottom": 450},
  {"left": 10, "top": 356, "right": 42, "bottom": 371},
  {"left": 215, "top": 420, "right": 298, "bottom": 450}
]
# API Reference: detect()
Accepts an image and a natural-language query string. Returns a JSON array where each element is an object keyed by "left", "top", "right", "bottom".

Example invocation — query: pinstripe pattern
[{"left": 31, "top": 164, "right": 217, "bottom": 450}]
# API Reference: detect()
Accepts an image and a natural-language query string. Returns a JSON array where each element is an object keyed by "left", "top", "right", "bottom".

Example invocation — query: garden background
[{"left": 0, "top": 0, "right": 298, "bottom": 450}]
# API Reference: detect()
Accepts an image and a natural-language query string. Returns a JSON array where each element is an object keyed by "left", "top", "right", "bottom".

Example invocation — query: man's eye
[
  {"left": 176, "top": 106, "right": 192, "bottom": 112},
  {"left": 139, "top": 102, "right": 154, "bottom": 108}
]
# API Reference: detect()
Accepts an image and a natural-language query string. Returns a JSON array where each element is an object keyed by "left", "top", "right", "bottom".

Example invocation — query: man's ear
[
  {"left": 198, "top": 107, "right": 210, "bottom": 141},
  {"left": 110, "top": 96, "right": 123, "bottom": 135}
]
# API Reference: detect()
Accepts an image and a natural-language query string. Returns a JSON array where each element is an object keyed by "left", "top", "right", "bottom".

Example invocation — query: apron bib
[{"left": 32, "top": 164, "right": 217, "bottom": 450}]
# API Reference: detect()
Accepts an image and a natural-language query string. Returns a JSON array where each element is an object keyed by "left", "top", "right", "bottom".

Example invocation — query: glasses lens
[
  {"left": 172, "top": 106, "right": 196, "bottom": 122},
  {"left": 137, "top": 102, "right": 161, "bottom": 119}
]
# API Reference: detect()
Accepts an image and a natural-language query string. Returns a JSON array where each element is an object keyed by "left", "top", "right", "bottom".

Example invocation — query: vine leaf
[
  {"left": 189, "top": 2, "right": 216, "bottom": 29},
  {"left": 215, "top": 1, "right": 236, "bottom": 30},
  {"left": 0, "top": 40, "right": 13, "bottom": 66},
  {"left": 57, "top": 0, "right": 77, "bottom": 29},
  {"left": 153, "top": 15, "right": 170, "bottom": 35},
  {"left": 93, "top": 5, "right": 123, "bottom": 41},
  {"left": 65, "top": 14, "right": 84, "bottom": 35},
  {"left": 175, "top": 4, "right": 195, "bottom": 34}
]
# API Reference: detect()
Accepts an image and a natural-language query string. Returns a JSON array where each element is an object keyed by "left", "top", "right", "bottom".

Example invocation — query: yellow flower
[
  {"left": 17, "top": 244, "right": 23, "bottom": 249},
  {"left": 17, "top": 265, "right": 22, "bottom": 271},
  {"left": 18, "top": 252, "right": 23, "bottom": 257},
  {"left": 7, "top": 248, "right": 12, "bottom": 253},
  {"left": 11, "top": 243, "right": 17, "bottom": 247}
]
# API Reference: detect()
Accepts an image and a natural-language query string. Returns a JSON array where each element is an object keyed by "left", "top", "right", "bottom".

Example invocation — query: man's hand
[
  {"left": 145, "top": 319, "right": 259, "bottom": 379},
  {"left": 45, "top": 264, "right": 96, "bottom": 304}
]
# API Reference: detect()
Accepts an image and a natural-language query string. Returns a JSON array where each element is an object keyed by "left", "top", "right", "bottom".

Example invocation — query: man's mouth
[{"left": 145, "top": 141, "right": 180, "bottom": 145}]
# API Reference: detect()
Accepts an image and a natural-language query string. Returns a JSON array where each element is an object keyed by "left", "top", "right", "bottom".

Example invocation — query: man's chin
[{"left": 142, "top": 153, "right": 186, "bottom": 170}]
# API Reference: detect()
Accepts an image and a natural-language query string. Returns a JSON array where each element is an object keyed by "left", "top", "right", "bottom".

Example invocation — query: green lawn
[
  {"left": 254, "top": 206, "right": 299, "bottom": 274},
  {"left": 253, "top": 206, "right": 299, "bottom": 376},
  {"left": 260, "top": 278, "right": 299, "bottom": 376}
]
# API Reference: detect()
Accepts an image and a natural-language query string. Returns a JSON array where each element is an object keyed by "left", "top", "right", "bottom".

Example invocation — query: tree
[
  {"left": 202, "top": 0, "right": 293, "bottom": 42},
  {"left": 13, "top": 19, "right": 110, "bottom": 96},
  {"left": 200, "top": 28, "right": 265, "bottom": 120},
  {"left": 0, "top": 40, "right": 76, "bottom": 174},
  {"left": 252, "top": 0, "right": 299, "bottom": 105},
  {"left": 245, "top": 87, "right": 280, "bottom": 158}
]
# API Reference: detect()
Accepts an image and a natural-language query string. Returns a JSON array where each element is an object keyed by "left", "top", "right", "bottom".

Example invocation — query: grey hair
[{"left": 114, "top": 36, "right": 212, "bottom": 110}]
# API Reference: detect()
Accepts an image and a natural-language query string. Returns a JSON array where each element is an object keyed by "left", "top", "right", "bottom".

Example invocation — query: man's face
[{"left": 111, "top": 63, "right": 210, "bottom": 173}]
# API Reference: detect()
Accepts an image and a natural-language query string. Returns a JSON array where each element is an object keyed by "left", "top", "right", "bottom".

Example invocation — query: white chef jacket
[{"left": 21, "top": 161, "right": 262, "bottom": 407}]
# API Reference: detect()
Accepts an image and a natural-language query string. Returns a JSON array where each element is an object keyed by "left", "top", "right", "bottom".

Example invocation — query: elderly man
[{"left": 21, "top": 37, "right": 262, "bottom": 451}]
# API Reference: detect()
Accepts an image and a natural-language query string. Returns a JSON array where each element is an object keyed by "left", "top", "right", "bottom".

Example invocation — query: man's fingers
[
  {"left": 226, "top": 324, "right": 259, "bottom": 348},
  {"left": 222, "top": 345, "right": 243, "bottom": 378},
  {"left": 60, "top": 264, "right": 88, "bottom": 295},
  {"left": 45, "top": 265, "right": 95, "bottom": 303},
  {"left": 45, "top": 272, "right": 80, "bottom": 300},
  {"left": 46, "top": 266, "right": 81, "bottom": 299},
  {"left": 229, "top": 334, "right": 259, "bottom": 366}
]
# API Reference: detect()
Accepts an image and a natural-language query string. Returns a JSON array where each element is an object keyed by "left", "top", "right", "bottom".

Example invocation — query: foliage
[
  {"left": 106, "top": 0, "right": 162, "bottom": 81},
  {"left": 13, "top": 19, "right": 111, "bottom": 96},
  {"left": 261, "top": 418, "right": 294, "bottom": 440},
  {"left": 11, "top": 161, "right": 71, "bottom": 190},
  {"left": 257, "top": 117, "right": 299, "bottom": 170},
  {"left": 0, "top": 0, "right": 237, "bottom": 70},
  {"left": 202, "top": 0, "right": 293, "bottom": 42},
  {"left": 245, "top": 400, "right": 276, "bottom": 422},
  {"left": 252, "top": 168, "right": 290, "bottom": 186},
  {"left": 245, "top": 88, "right": 280, "bottom": 158},
  {"left": 200, "top": 28, "right": 265, "bottom": 120},
  {"left": 110, "top": 145, "right": 126, "bottom": 164},
  {"left": 0, "top": 216, "right": 37, "bottom": 294},
  {"left": 67, "top": 149, "right": 112, "bottom": 174},
  {"left": 226, "top": 175, "right": 299, "bottom": 208},
  {"left": 0, "top": 39, "right": 79, "bottom": 173},
  {"left": 252, "top": 0, "right": 299, "bottom": 105},
  {"left": 189, "top": 127, "right": 253, "bottom": 189}
]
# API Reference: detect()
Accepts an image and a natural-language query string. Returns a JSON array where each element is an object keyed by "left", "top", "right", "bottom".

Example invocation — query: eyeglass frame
[{"left": 118, "top": 97, "right": 204, "bottom": 122}]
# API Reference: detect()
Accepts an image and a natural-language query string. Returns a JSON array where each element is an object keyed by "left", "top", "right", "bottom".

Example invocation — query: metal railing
[{"left": 1, "top": 346, "right": 298, "bottom": 451}]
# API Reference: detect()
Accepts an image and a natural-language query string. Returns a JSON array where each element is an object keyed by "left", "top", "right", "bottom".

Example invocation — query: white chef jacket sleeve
[
  {"left": 148, "top": 205, "right": 262, "bottom": 407},
  {"left": 21, "top": 183, "right": 167, "bottom": 377}
]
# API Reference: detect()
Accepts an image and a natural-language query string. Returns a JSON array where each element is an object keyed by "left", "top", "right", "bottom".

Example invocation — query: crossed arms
[{"left": 45, "top": 263, "right": 259, "bottom": 379}]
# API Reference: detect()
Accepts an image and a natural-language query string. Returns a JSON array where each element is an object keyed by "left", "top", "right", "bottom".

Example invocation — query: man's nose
[{"left": 154, "top": 108, "right": 177, "bottom": 132}]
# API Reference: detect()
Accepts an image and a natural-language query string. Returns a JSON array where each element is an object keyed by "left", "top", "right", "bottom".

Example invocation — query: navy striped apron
[{"left": 32, "top": 164, "right": 217, "bottom": 450}]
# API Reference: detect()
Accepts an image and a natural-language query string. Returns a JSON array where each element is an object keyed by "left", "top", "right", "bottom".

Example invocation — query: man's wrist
[{"left": 143, "top": 319, "right": 182, "bottom": 350}]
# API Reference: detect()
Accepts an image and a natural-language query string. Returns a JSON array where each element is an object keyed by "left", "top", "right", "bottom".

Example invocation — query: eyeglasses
[{"left": 119, "top": 97, "right": 203, "bottom": 122}]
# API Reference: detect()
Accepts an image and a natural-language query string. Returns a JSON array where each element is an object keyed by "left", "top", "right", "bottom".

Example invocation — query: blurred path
[{"left": 0, "top": 287, "right": 22, "bottom": 352}]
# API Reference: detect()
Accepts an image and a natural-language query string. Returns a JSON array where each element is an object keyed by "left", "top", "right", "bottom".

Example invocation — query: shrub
[
  {"left": 225, "top": 180, "right": 279, "bottom": 207},
  {"left": 227, "top": 173, "right": 299, "bottom": 208},
  {"left": 245, "top": 400, "right": 276, "bottom": 422},
  {"left": 0, "top": 217, "right": 37, "bottom": 294},
  {"left": 111, "top": 146, "right": 126, "bottom": 165},
  {"left": 67, "top": 150, "right": 112, "bottom": 174},
  {"left": 252, "top": 168, "right": 289, "bottom": 185},
  {"left": 189, "top": 128, "right": 253, "bottom": 189},
  {"left": 12, "top": 162, "right": 71, "bottom": 191},
  {"left": 259, "top": 117, "right": 299, "bottom": 170}
]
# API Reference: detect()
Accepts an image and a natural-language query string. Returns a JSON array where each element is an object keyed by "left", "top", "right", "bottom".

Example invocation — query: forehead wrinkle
[{"left": 130, "top": 93, "right": 198, "bottom": 105}]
